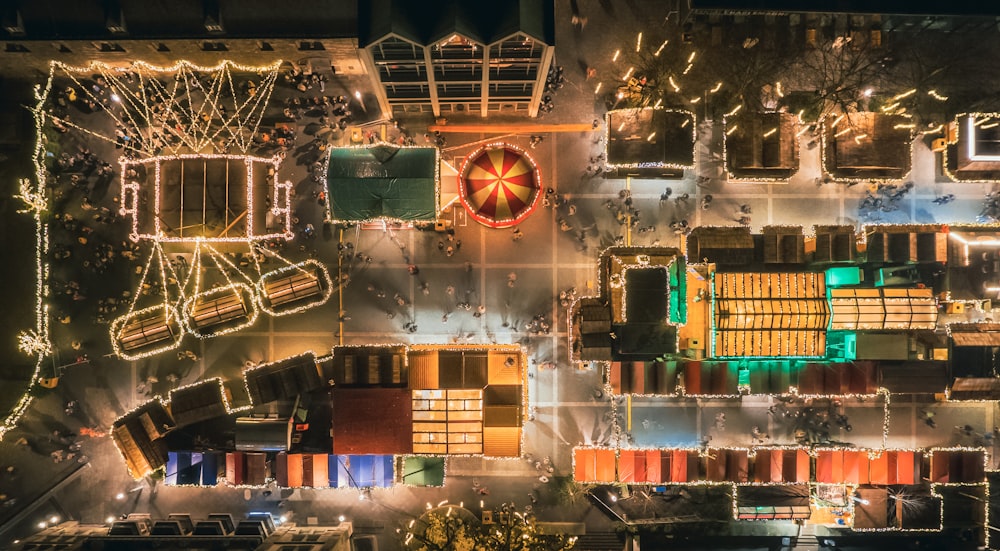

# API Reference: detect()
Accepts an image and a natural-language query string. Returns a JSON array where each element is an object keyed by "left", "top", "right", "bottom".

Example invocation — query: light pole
[{"left": 355, "top": 91, "right": 367, "bottom": 114}]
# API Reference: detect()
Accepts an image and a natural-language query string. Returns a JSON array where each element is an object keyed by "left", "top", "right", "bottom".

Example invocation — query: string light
[
  {"left": 635, "top": 32, "right": 642, "bottom": 52},
  {"left": 654, "top": 40, "right": 668, "bottom": 57},
  {"left": 2, "top": 67, "right": 58, "bottom": 441},
  {"left": 928, "top": 90, "right": 948, "bottom": 101},
  {"left": 891, "top": 89, "right": 917, "bottom": 101}
]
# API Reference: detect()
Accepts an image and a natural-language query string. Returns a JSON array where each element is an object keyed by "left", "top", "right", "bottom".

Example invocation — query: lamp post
[{"left": 354, "top": 91, "right": 367, "bottom": 114}]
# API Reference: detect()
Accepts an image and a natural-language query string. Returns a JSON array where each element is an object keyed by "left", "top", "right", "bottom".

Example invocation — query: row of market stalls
[
  {"left": 113, "top": 345, "right": 526, "bottom": 480},
  {"left": 575, "top": 446, "right": 986, "bottom": 532},
  {"left": 608, "top": 359, "right": 879, "bottom": 396},
  {"left": 686, "top": 224, "right": 947, "bottom": 267},
  {"left": 164, "top": 451, "right": 444, "bottom": 488},
  {"left": 573, "top": 446, "right": 983, "bottom": 485},
  {"left": 605, "top": 107, "right": 918, "bottom": 182}
]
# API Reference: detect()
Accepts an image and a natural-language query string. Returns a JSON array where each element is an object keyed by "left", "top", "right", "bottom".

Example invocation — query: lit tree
[
  {"left": 400, "top": 503, "right": 576, "bottom": 551},
  {"left": 402, "top": 508, "right": 479, "bottom": 551},
  {"left": 17, "top": 329, "right": 51, "bottom": 357},
  {"left": 478, "top": 503, "right": 576, "bottom": 551},
  {"left": 785, "top": 34, "right": 887, "bottom": 121},
  {"left": 602, "top": 28, "right": 713, "bottom": 112},
  {"left": 15, "top": 178, "right": 47, "bottom": 214}
]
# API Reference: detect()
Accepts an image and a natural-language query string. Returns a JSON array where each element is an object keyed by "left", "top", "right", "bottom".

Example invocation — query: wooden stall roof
[
  {"left": 244, "top": 352, "right": 322, "bottom": 405},
  {"left": 830, "top": 287, "right": 937, "bottom": 331},
  {"left": 713, "top": 272, "right": 829, "bottom": 357},
  {"left": 689, "top": 226, "right": 754, "bottom": 250},
  {"left": 331, "top": 344, "right": 407, "bottom": 387},
  {"left": 168, "top": 379, "right": 229, "bottom": 427},
  {"left": 483, "top": 427, "right": 521, "bottom": 457},
  {"left": 951, "top": 377, "right": 1000, "bottom": 400},
  {"left": 111, "top": 400, "right": 175, "bottom": 478},
  {"left": 412, "top": 388, "right": 484, "bottom": 455},
  {"left": 949, "top": 323, "right": 1000, "bottom": 347}
]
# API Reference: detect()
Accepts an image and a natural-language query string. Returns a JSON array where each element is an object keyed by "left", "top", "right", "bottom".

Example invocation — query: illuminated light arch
[{"left": 458, "top": 143, "right": 541, "bottom": 228}]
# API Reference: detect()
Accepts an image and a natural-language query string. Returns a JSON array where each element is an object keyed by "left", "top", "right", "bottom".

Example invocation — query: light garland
[
  {"left": 52, "top": 59, "right": 281, "bottom": 156},
  {"left": 16, "top": 330, "right": 52, "bottom": 357},
  {"left": 108, "top": 304, "right": 185, "bottom": 361},
  {"left": 1, "top": 66, "right": 56, "bottom": 441},
  {"left": 14, "top": 178, "right": 47, "bottom": 214}
]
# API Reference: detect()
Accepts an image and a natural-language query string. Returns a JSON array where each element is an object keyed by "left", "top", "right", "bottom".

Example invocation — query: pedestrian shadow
[{"left": 913, "top": 207, "right": 937, "bottom": 223}]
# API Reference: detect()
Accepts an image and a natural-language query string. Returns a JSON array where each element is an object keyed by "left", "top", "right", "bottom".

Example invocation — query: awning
[
  {"left": 951, "top": 377, "right": 1000, "bottom": 399},
  {"left": 459, "top": 144, "right": 540, "bottom": 228},
  {"left": 930, "top": 449, "right": 985, "bottom": 483},
  {"left": 705, "top": 448, "right": 749, "bottom": 483},
  {"left": 573, "top": 447, "right": 616, "bottom": 483},
  {"left": 753, "top": 448, "right": 809, "bottom": 483},
  {"left": 166, "top": 451, "right": 219, "bottom": 486},
  {"left": 736, "top": 485, "right": 810, "bottom": 520},
  {"left": 335, "top": 455, "right": 394, "bottom": 488},
  {"left": 400, "top": 456, "right": 445, "bottom": 486}
]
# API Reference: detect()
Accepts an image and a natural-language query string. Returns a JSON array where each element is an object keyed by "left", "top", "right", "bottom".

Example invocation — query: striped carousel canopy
[{"left": 459, "top": 144, "right": 541, "bottom": 228}]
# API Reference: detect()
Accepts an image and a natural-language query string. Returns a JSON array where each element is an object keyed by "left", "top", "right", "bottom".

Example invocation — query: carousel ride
[
  {"left": 458, "top": 143, "right": 542, "bottom": 228},
  {"left": 42, "top": 60, "right": 335, "bottom": 360}
]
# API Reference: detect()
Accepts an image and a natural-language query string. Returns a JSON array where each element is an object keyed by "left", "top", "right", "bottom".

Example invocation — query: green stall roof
[{"left": 327, "top": 146, "right": 438, "bottom": 222}]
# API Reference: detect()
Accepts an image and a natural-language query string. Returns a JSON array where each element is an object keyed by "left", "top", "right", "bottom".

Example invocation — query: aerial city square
[{"left": 4, "top": 0, "right": 1000, "bottom": 550}]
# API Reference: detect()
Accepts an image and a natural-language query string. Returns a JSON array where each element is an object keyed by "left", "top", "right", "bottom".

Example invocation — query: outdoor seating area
[{"left": 113, "top": 306, "right": 183, "bottom": 358}]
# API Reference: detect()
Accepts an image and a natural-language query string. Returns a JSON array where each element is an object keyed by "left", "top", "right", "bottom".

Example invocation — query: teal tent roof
[
  {"left": 327, "top": 146, "right": 438, "bottom": 222},
  {"left": 401, "top": 456, "right": 445, "bottom": 486}
]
